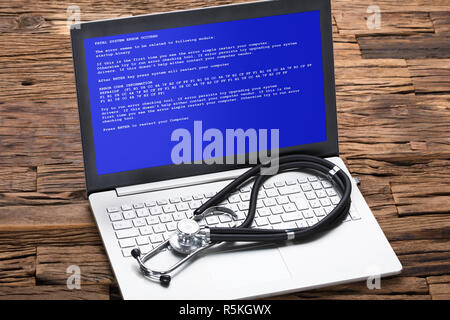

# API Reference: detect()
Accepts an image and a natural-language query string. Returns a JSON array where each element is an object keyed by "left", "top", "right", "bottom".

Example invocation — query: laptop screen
[{"left": 84, "top": 10, "right": 326, "bottom": 176}]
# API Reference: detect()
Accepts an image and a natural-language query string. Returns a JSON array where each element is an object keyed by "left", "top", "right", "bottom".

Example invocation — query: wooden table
[{"left": 0, "top": 0, "right": 449, "bottom": 300}]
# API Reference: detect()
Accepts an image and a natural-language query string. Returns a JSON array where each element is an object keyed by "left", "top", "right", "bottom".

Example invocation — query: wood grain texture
[
  {"left": 36, "top": 246, "right": 113, "bottom": 285},
  {"left": 0, "top": 0, "right": 448, "bottom": 300}
]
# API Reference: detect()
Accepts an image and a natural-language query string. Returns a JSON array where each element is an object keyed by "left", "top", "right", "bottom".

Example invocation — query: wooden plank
[
  {"left": 0, "top": 285, "right": 110, "bottom": 300},
  {"left": 332, "top": 0, "right": 450, "bottom": 13},
  {"left": 36, "top": 246, "right": 113, "bottom": 285},
  {"left": 0, "top": 191, "right": 86, "bottom": 206},
  {"left": 358, "top": 34, "right": 450, "bottom": 59},
  {"left": 391, "top": 240, "right": 450, "bottom": 255},
  {"left": 332, "top": 34, "right": 362, "bottom": 59},
  {"left": 399, "top": 251, "right": 450, "bottom": 277},
  {"left": 334, "top": 59, "right": 414, "bottom": 95},
  {"left": 0, "top": 167, "right": 36, "bottom": 192},
  {"left": 391, "top": 181, "right": 450, "bottom": 216},
  {"left": 334, "top": 11, "right": 434, "bottom": 36},
  {"left": 377, "top": 214, "right": 450, "bottom": 241},
  {"left": 0, "top": 204, "right": 100, "bottom": 245},
  {"left": 354, "top": 176, "right": 398, "bottom": 218},
  {"left": 0, "top": 246, "right": 36, "bottom": 286},
  {"left": 37, "top": 163, "right": 85, "bottom": 193},
  {"left": 407, "top": 59, "right": 450, "bottom": 94},
  {"left": 429, "top": 283, "right": 450, "bottom": 299},
  {"left": 430, "top": 12, "right": 450, "bottom": 34}
]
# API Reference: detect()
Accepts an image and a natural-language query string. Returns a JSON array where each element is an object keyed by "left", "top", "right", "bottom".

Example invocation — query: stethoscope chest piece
[{"left": 169, "top": 219, "right": 209, "bottom": 255}]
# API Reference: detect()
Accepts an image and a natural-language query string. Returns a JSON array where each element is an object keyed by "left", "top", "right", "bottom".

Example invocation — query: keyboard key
[
  {"left": 133, "top": 203, "right": 144, "bottom": 209},
  {"left": 145, "top": 201, "right": 156, "bottom": 207},
  {"left": 257, "top": 191, "right": 266, "bottom": 199},
  {"left": 166, "top": 222, "right": 177, "bottom": 231},
  {"left": 301, "top": 184, "right": 312, "bottom": 192},
  {"left": 240, "top": 193, "right": 251, "bottom": 201},
  {"left": 140, "top": 244, "right": 153, "bottom": 254},
  {"left": 122, "top": 249, "right": 132, "bottom": 257},
  {"left": 258, "top": 208, "right": 271, "bottom": 217},
  {"left": 330, "top": 196, "right": 340, "bottom": 205},
  {"left": 276, "top": 196, "right": 289, "bottom": 205},
  {"left": 121, "top": 204, "right": 132, "bottom": 211},
  {"left": 107, "top": 207, "right": 120, "bottom": 213},
  {"left": 256, "top": 200, "right": 264, "bottom": 208},
  {"left": 181, "top": 196, "right": 192, "bottom": 202},
  {"left": 116, "top": 229, "right": 139, "bottom": 239},
  {"left": 266, "top": 189, "right": 279, "bottom": 197},
  {"left": 150, "top": 207, "right": 163, "bottom": 215},
  {"left": 240, "top": 186, "right": 251, "bottom": 193},
  {"left": 302, "top": 210, "right": 314, "bottom": 219},
  {"left": 320, "top": 198, "right": 331, "bottom": 207},
  {"left": 281, "top": 212, "right": 302, "bottom": 222},
  {"left": 283, "top": 203, "right": 296, "bottom": 213},
  {"left": 263, "top": 198, "right": 276, "bottom": 207},
  {"left": 205, "top": 192, "right": 216, "bottom": 198},
  {"left": 285, "top": 179, "right": 297, "bottom": 186},
  {"left": 310, "top": 200, "right": 321, "bottom": 208},
  {"left": 349, "top": 207, "right": 361, "bottom": 220},
  {"left": 279, "top": 185, "right": 301, "bottom": 195},
  {"left": 146, "top": 216, "right": 159, "bottom": 225},
  {"left": 189, "top": 201, "right": 202, "bottom": 209},
  {"left": 236, "top": 211, "right": 246, "bottom": 221},
  {"left": 133, "top": 218, "right": 146, "bottom": 227},
  {"left": 173, "top": 212, "right": 186, "bottom": 221},
  {"left": 109, "top": 212, "right": 123, "bottom": 222},
  {"left": 255, "top": 217, "right": 269, "bottom": 226},
  {"left": 263, "top": 182, "right": 274, "bottom": 189},
  {"left": 268, "top": 215, "right": 282, "bottom": 224},
  {"left": 270, "top": 206, "right": 284, "bottom": 215},
  {"left": 139, "top": 226, "right": 153, "bottom": 235},
  {"left": 206, "top": 216, "right": 220, "bottom": 225},
  {"left": 308, "top": 176, "right": 318, "bottom": 182},
  {"left": 153, "top": 224, "right": 166, "bottom": 234},
  {"left": 325, "top": 207, "right": 333, "bottom": 215},
  {"left": 314, "top": 208, "right": 326, "bottom": 217},
  {"left": 176, "top": 203, "right": 189, "bottom": 211},
  {"left": 136, "top": 236, "right": 149, "bottom": 246},
  {"left": 123, "top": 210, "right": 136, "bottom": 220},
  {"left": 326, "top": 189, "right": 337, "bottom": 197},
  {"left": 150, "top": 234, "right": 163, "bottom": 244},
  {"left": 228, "top": 195, "right": 240, "bottom": 203},
  {"left": 113, "top": 220, "right": 132, "bottom": 230},
  {"left": 322, "top": 180, "right": 333, "bottom": 188},
  {"left": 193, "top": 194, "right": 203, "bottom": 200},
  {"left": 163, "top": 205, "right": 175, "bottom": 213},
  {"left": 169, "top": 197, "right": 181, "bottom": 204},
  {"left": 306, "top": 217, "right": 319, "bottom": 226},
  {"left": 219, "top": 215, "right": 232, "bottom": 223},
  {"left": 316, "top": 190, "right": 327, "bottom": 198},
  {"left": 238, "top": 202, "right": 249, "bottom": 211},
  {"left": 274, "top": 181, "right": 285, "bottom": 187},
  {"left": 136, "top": 208, "right": 149, "bottom": 217},
  {"left": 159, "top": 214, "right": 171, "bottom": 223},
  {"left": 311, "top": 182, "right": 322, "bottom": 190},
  {"left": 157, "top": 199, "right": 168, "bottom": 205},
  {"left": 119, "top": 238, "right": 136, "bottom": 248},
  {"left": 294, "top": 200, "right": 309, "bottom": 211},
  {"left": 296, "top": 220, "right": 308, "bottom": 228},
  {"left": 305, "top": 191, "right": 316, "bottom": 200},
  {"left": 297, "top": 177, "right": 308, "bottom": 184}
]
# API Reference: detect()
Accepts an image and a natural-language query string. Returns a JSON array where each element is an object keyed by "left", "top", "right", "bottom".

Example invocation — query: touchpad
[{"left": 203, "top": 243, "right": 292, "bottom": 293}]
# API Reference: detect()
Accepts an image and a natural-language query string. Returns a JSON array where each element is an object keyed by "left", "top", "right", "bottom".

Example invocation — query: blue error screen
[{"left": 84, "top": 10, "right": 327, "bottom": 175}]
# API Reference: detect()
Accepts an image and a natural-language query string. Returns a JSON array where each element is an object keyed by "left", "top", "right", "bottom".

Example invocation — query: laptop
[{"left": 71, "top": 0, "right": 402, "bottom": 299}]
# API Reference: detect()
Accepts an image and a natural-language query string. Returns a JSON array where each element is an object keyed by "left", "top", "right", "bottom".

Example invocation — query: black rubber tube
[{"left": 193, "top": 155, "right": 352, "bottom": 243}]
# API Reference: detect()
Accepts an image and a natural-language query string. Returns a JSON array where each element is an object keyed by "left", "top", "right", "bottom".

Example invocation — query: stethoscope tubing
[{"left": 193, "top": 154, "right": 352, "bottom": 243}]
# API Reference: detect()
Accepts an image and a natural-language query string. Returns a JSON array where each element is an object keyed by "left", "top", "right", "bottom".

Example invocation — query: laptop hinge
[{"left": 116, "top": 167, "right": 250, "bottom": 197}]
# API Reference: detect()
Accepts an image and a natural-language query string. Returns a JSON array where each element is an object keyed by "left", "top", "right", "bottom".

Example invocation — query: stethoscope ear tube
[{"left": 194, "top": 155, "right": 352, "bottom": 243}]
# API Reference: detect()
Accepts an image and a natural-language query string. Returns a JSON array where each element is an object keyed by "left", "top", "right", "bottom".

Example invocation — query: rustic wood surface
[{"left": 0, "top": 0, "right": 449, "bottom": 300}]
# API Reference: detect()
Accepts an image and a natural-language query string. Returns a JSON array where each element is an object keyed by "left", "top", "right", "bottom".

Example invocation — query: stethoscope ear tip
[
  {"left": 160, "top": 274, "right": 171, "bottom": 286},
  {"left": 131, "top": 248, "right": 141, "bottom": 259}
]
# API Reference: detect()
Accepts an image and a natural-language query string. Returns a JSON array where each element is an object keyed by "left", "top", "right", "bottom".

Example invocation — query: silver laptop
[{"left": 71, "top": 0, "right": 402, "bottom": 299}]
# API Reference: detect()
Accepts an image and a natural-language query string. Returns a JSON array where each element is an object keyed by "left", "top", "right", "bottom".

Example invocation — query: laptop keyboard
[{"left": 106, "top": 175, "right": 361, "bottom": 257}]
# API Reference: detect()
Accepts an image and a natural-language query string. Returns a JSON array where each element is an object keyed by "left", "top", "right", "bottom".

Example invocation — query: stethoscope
[{"left": 131, "top": 154, "right": 352, "bottom": 285}]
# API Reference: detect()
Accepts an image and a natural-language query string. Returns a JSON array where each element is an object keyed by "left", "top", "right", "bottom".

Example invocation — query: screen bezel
[{"left": 71, "top": 0, "right": 339, "bottom": 195}]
